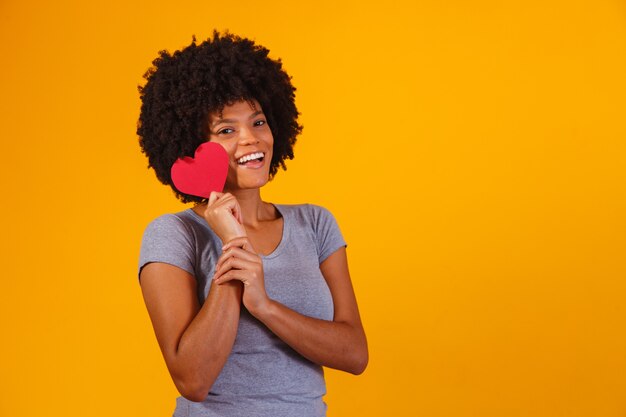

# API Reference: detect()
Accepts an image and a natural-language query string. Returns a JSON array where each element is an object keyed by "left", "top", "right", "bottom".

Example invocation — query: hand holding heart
[
  {"left": 172, "top": 142, "right": 270, "bottom": 314},
  {"left": 213, "top": 236, "right": 270, "bottom": 316},
  {"left": 202, "top": 192, "right": 247, "bottom": 243}
]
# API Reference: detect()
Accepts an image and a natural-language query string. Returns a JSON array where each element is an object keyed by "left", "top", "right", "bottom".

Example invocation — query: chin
[
  {"left": 249, "top": 177, "right": 270, "bottom": 188},
  {"left": 235, "top": 175, "right": 270, "bottom": 190}
]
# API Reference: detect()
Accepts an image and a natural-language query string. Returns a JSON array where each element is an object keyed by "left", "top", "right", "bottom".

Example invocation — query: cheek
[
  {"left": 210, "top": 140, "right": 236, "bottom": 158},
  {"left": 265, "top": 132, "right": 274, "bottom": 151}
]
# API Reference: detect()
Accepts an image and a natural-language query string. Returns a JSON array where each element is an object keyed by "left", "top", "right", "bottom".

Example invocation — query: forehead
[{"left": 209, "top": 99, "right": 262, "bottom": 122}]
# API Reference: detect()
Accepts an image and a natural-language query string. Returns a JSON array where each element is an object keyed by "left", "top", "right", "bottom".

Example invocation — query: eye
[
  {"left": 254, "top": 119, "right": 266, "bottom": 127},
  {"left": 217, "top": 128, "right": 234, "bottom": 135}
]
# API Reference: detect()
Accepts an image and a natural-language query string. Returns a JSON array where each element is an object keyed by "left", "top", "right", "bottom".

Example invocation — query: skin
[{"left": 140, "top": 99, "right": 368, "bottom": 402}]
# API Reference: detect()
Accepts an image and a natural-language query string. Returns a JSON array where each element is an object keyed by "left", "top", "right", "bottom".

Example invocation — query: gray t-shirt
[{"left": 138, "top": 203, "right": 347, "bottom": 417}]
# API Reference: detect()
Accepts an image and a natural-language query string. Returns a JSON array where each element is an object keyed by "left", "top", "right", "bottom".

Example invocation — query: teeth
[{"left": 237, "top": 152, "right": 264, "bottom": 164}]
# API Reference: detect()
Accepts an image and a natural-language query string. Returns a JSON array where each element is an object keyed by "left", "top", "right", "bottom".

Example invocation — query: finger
[
  {"left": 214, "top": 256, "right": 258, "bottom": 278},
  {"left": 215, "top": 249, "right": 259, "bottom": 272},
  {"left": 214, "top": 270, "right": 252, "bottom": 287},
  {"left": 213, "top": 257, "right": 259, "bottom": 281},
  {"left": 208, "top": 191, "right": 224, "bottom": 206},
  {"left": 209, "top": 192, "right": 233, "bottom": 206},
  {"left": 234, "top": 200, "right": 244, "bottom": 224},
  {"left": 215, "top": 269, "right": 254, "bottom": 287},
  {"left": 221, "top": 194, "right": 243, "bottom": 225},
  {"left": 214, "top": 194, "right": 243, "bottom": 223},
  {"left": 213, "top": 257, "right": 234, "bottom": 280},
  {"left": 207, "top": 195, "right": 243, "bottom": 226},
  {"left": 222, "top": 236, "right": 256, "bottom": 253},
  {"left": 215, "top": 247, "right": 261, "bottom": 270}
]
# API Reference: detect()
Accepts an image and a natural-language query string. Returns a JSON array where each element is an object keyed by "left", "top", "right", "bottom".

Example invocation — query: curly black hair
[{"left": 137, "top": 31, "right": 303, "bottom": 203}]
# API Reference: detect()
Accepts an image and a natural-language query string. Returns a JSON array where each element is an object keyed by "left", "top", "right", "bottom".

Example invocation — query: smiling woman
[
  {"left": 208, "top": 100, "right": 275, "bottom": 190},
  {"left": 136, "top": 32, "right": 368, "bottom": 417}
]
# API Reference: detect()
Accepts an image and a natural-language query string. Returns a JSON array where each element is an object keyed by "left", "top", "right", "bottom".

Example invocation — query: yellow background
[{"left": 1, "top": 0, "right": 625, "bottom": 416}]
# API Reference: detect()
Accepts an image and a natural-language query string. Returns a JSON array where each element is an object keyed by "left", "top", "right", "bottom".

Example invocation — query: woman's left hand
[{"left": 213, "top": 236, "right": 270, "bottom": 316}]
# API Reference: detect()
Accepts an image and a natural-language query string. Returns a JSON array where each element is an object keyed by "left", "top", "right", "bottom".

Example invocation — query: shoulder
[
  {"left": 276, "top": 203, "right": 336, "bottom": 223},
  {"left": 138, "top": 210, "right": 200, "bottom": 278},
  {"left": 276, "top": 203, "right": 341, "bottom": 238},
  {"left": 140, "top": 210, "right": 209, "bottom": 250},
  {"left": 142, "top": 211, "right": 195, "bottom": 239}
]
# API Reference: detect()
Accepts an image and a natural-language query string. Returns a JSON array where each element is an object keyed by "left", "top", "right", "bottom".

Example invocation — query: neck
[{"left": 220, "top": 187, "right": 272, "bottom": 227}]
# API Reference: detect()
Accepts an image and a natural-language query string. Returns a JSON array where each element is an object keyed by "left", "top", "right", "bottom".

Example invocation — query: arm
[
  {"left": 257, "top": 247, "right": 368, "bottom": 374},
  {"left": 214, "top": 240, "right": 368, "bottom": 375},
  {"left": 140, "top": 264, "right": 242, "bottom": 402},
  {"left": 140, "top": 192, "right": 247, "bottom": 402}
]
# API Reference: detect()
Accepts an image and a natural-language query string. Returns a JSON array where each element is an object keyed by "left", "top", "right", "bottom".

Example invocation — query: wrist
[
  {"left": 250, "top": 297, "right": 277, "bottom": 323},
  {"left": 221, "top": 231, "right": 247, "bottom": 244},
  {"left": 210, "top": 279, "right": 243, "bottom": 299}
]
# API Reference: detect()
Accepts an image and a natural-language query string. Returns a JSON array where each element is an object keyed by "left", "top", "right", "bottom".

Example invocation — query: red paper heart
[{"left": 171, "top": 142, "right": 229, "bottom": 198}]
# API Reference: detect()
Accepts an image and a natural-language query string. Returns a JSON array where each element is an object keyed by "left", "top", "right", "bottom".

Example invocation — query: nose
[{"left": 238, "top": 126, "right": 260, "bottom": 146}]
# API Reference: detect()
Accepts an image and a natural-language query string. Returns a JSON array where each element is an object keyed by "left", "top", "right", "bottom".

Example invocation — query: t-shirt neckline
[{"left": 185, "top": 203, "right": 288, "bottom": 260}]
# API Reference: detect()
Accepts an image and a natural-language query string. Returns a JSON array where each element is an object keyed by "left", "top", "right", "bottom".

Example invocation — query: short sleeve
[
  {"left": 138, "top": 214, "right": 196, "bottom": 279},
  {"left": 311, "top": 205, "right": 347, "bottom": 264}
]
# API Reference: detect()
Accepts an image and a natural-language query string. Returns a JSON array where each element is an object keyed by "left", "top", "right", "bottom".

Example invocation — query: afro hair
[{"left": 137, "top": 31, "right": 302, "bottom": 203}]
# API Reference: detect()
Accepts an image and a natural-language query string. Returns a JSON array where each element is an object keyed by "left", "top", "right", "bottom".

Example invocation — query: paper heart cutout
[{"left": 171, "top": 142, "right": 229, "bottom": 198}]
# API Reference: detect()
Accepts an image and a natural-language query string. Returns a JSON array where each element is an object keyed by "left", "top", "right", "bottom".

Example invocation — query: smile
[{"left": 237, "top": 152, "right": 265, "bottom": 165}]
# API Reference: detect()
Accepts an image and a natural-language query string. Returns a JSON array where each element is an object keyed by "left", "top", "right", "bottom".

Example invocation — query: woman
[{"left": 137, "top": 32, "right": 368, "bottom": 417}]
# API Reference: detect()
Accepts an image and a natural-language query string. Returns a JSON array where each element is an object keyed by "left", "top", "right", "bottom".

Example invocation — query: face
[{"left": 207, "top": 99, "right": 274, "bottom": 191}]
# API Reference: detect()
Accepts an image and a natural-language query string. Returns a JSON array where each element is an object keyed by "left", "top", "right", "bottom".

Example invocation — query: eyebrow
[{"left": 211, "top": 110, "right": 264, "bottom": 127}]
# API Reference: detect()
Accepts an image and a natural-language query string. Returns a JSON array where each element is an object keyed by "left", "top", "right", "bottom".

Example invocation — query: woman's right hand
[{"left": 202, "top": 192, "right": 246, "bottom": 242}]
